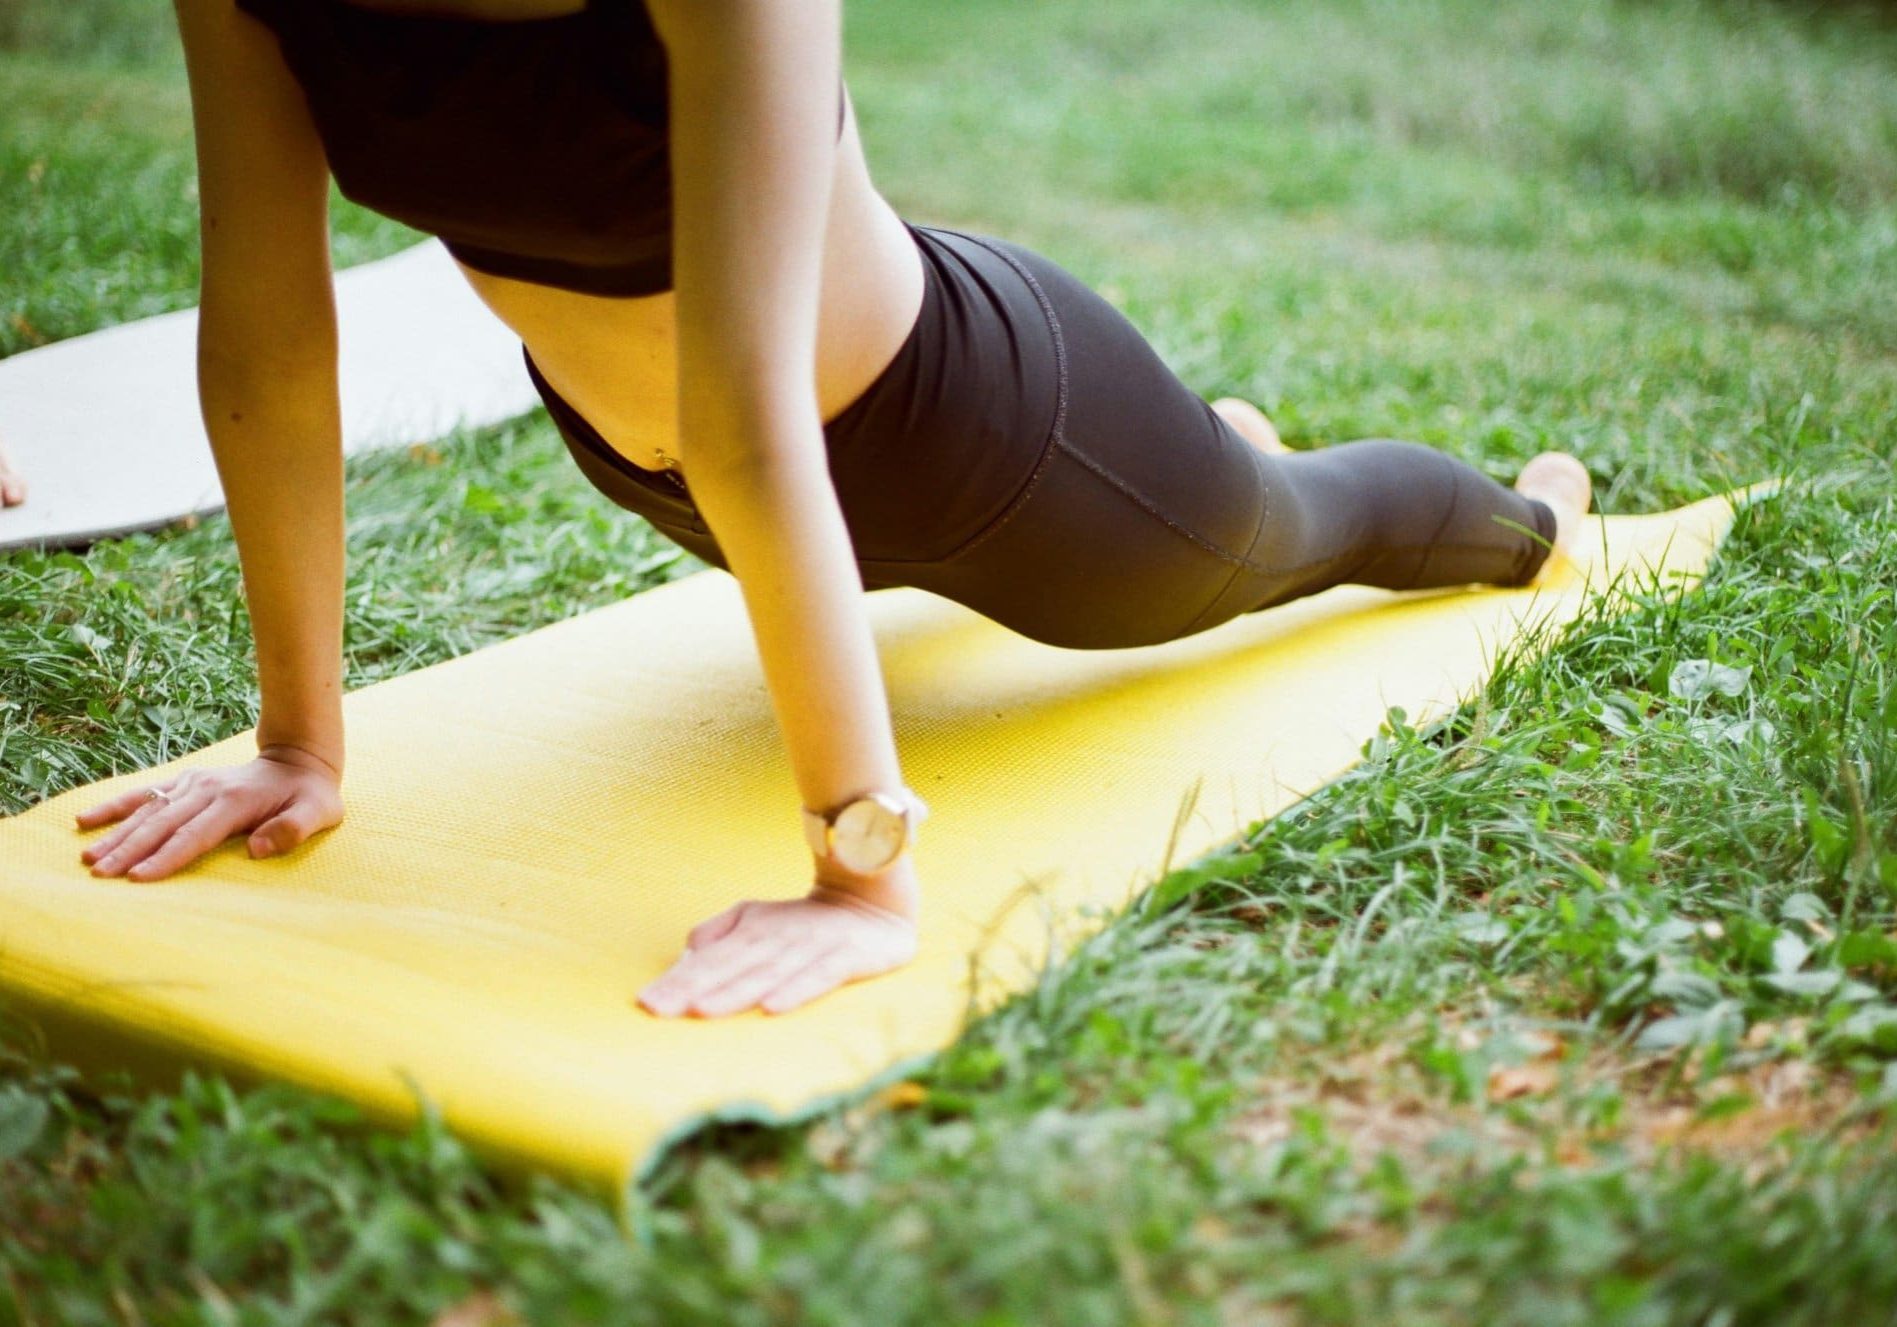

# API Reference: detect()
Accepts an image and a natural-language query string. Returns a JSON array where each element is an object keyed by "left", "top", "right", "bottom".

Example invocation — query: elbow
[
  {"left": 675, "top": 374, "right": 825, "bottom": 483},
  {"left": 680, "top": 433, "right": 820, "bottom": 499},
  {"left": 197, "top": 311, "right": 336, "bottom": 391}
]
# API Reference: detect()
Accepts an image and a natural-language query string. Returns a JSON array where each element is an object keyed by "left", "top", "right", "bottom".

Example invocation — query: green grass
[{"left": 4, "top": 0, "right": 1897, "bottom": 1321}]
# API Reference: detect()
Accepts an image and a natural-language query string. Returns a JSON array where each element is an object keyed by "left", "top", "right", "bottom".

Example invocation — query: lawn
[{"left": 2, "top": 0, "right": 1895, "bottom": 1322}]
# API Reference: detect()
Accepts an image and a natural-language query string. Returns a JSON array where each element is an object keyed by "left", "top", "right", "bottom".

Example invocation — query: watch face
[{"left": 833, "top": 795, "right": 907, "bottom": 873}]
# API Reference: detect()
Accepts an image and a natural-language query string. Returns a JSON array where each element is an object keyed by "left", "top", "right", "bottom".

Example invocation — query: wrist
[
  {"left": 803, "top": 785, "right": 928, "bottom": 869},
  {"left": 812, "top": 853, "right": 919, "bottom": 921},
  {"left": 258, "top": 740, "right": 344, "bottom": 781}
]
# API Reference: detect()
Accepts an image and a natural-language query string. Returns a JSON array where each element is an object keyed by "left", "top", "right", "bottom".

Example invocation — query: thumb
[
  {"left": 249, "top": 804, "right": 322, "bottom": 858},
  {"left": 687, "top": 902, "right": 751, "bottom": 950}
]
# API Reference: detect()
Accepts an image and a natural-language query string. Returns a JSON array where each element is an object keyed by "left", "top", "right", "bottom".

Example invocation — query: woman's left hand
[{"left": 637, "top": 862, "right": 920, "bottom": 1018}]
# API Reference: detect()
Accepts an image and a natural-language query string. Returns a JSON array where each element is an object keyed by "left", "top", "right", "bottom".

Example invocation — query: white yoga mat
[{"left": 0, "top": 241, "right": 538, "bottom": 552}]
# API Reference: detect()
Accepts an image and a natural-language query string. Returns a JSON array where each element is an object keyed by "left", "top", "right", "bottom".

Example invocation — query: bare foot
[
  {"left": 1513, "top": 451, "right": 1592, "bottom": 583},
  {"left": 1210, "top": 397, "right": 1290, "bottom": 456},
  {"left": 0, "top": 435, "right": 24, "bottom": 508}
]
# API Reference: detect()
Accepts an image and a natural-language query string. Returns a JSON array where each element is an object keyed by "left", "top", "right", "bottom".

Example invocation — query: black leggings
[{"left": 526, "top": 220, "right": 1557, "bottom": 650}]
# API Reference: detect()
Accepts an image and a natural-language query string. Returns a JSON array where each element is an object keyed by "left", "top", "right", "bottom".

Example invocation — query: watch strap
[{"left": 801, "top": 804, "right": 832, "bottom": 858}]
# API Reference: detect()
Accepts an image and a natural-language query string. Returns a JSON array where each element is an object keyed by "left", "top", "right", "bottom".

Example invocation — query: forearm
[
  {"left": 685, "top": 406, "right": 902, "bottom": 818},
  {"left": 198, "top": 332, "right": 347, "bottom": 775},
  {"left": 649, "top": 0, "right": 913, "bottom": 908}
]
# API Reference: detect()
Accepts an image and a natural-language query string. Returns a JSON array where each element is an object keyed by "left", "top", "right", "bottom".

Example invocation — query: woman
[{"left": 73, "top": 0, "right": 1592, "bottom": 1020}]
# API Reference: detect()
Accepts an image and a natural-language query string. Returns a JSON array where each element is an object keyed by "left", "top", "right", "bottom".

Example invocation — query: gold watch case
[{"left": 803, "top": 788, "right": 928, "bottom": 874}]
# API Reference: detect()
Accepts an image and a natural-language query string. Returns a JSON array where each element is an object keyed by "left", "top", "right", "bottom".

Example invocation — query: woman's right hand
[{"left": 74, "top": 745, "right": 344, "bottom": 882}]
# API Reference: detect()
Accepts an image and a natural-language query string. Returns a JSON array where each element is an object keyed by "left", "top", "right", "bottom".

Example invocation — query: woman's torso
[
  {"left": 456, "top": 95, "right": 922, "bottom": 476},
  {"left": 245, "top": 0, "right": 923, "bottom": 475}
]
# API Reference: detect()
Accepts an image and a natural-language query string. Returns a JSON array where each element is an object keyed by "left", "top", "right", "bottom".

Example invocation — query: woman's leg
[
  {"left": 1202, "top": 436, "right": 1558, "bottom": 621},
  {"left": 896, "top": 226, "right": 1584, "bottom": 648},
  {"left": 527, "top": 219, "right": 1591, "bottom": 653},
  {"left": 1212, "top": 396, "right": 1592, "bottom": 580}
]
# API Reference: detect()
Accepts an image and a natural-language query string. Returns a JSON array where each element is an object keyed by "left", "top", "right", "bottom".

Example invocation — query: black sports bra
[{"left": 233, "top": 0, "right": 846, "bottom": 296}]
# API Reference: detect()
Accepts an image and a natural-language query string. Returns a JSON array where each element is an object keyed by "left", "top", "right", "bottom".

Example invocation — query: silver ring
[{"left": 145, "top": 788, "right": 174, "bottom": 806}]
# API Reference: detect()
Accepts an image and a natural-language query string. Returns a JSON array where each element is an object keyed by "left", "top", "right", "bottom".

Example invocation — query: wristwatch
[{"left": 802, "top": 786, "right": 930, "bottom": 874}]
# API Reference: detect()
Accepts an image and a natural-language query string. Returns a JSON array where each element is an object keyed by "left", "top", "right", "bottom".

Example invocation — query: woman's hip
[
  {"left": 531, "top": 219, "right": 1267, "bottom": 646},
  {"left": 529, "top": 220, "right": 1061, "bottom": 555}
]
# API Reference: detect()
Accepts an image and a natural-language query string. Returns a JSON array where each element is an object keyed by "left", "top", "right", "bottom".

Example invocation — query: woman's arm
[
  {"left": 659, "top": 0, "right": 898, "bottom": 815},
  {"left": 178, "top": 0, "right": 346, "bottom": 772},
  {"left": 634, "top": 0, "right": 921, "bottom": 1018},
  {"left": 75, "top": 0, "right": 347, "bottom": 878}
]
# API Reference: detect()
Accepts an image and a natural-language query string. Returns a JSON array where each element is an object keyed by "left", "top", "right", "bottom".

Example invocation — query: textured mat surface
[
  {"left": 0, "top": 490, "right": 1757, "bottom": 1192},
  {"left": 0, "top": 241, "right": 537, "bottom": 551}
]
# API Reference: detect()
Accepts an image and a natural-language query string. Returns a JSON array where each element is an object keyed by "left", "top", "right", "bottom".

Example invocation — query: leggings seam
[
  {"left": 1177, "top": 431, "right": 1277, "bottom": 636},
  {"left": 918, "top": 228, "right": 1070, "bottom": 564},
  {"left": 1052, "top": 433, "right": 1277, "bottom": 575},
  {"left": 911, "top": 227, "right": 1278, "bottom": 579},
  {"left": 1403, "top": 454, "right": 1465, "bottom": 590}
]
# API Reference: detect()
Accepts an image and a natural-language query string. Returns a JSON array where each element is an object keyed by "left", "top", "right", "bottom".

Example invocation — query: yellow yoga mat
[{"left": 0, "top": 490, "right": 1757, "bottom": 1193}]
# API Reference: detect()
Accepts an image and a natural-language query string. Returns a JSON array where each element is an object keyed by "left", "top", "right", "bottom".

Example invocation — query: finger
[
  {"left": 689, "top": 946, "right": 821, "bottom": 1019},
  {"left": 639, "top": 931, "right": 779, "bottom": 1017},
  {"left": 124, "top": 802, "right": 242, "bottom": 882},
  {"left": 248, "top": 800, "right": 328, "bottom": 858},
  {"left": 686, "top": 902, "right": 750, "bottom": 951},
  {"left": 75, "top": 784, "right": 169, "bottom": 832},
  {"left": 88, "top": 791, "right": 215, "bottom": 878},
  {"left": 81, "top": 790, "right": 191, "bottom": 867},
  {"left": 637, "top": 961, "right": 702, "bottom": 1018},
  {"left": 641, "top": 932, "right": 773, "bottom": 1016},
  {"left": 760, "top": 955, "right": 858, "bottom": 1016}
]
